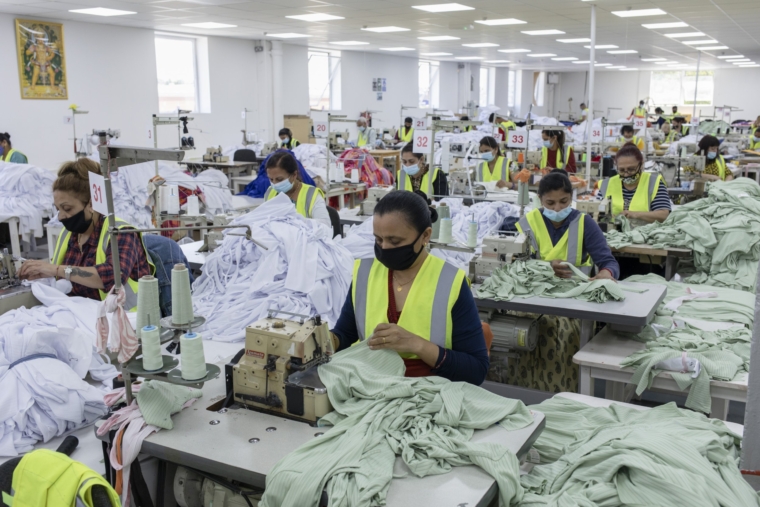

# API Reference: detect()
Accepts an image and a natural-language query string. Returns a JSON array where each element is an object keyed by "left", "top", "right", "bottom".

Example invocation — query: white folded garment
[
  {"left": 0, "top": 161, "right": 56, "bottom": 240},
  {"left": 655, "top": 352, "right": 702, "bottom": 379}
]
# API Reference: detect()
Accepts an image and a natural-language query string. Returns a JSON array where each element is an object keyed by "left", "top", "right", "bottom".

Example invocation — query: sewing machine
[
  {"left": 198, "top": 214, "right": 230, "bottom": 253},
  {"left": 0, "top": 249, "right": 18, "bottom": 291},
  {"left": 260, "top": 142, "right": 279, "bottom": 157},
  {"left": 360, "top": 186, "right": 394, "bottom": 216},
  {"left": 329, "top": 130, "right": 350, "bottom": 152},
  {"left": 576, "top": 197, "right": 609, "bottom": 222},
  {"left": 0, "top": 249, "right": 39, "bottom": 315},
  {"left": 202, "top": 146, "right": 229, "bottom": 163},
  {"left": 469, "top": 233, "right": 531, "bottom": 282},
  {"left": 227, "top": 312, "right": 333, "bottom": 424},
  {"left": 524, "top": 150, "right": 541, "bottom": 170}
]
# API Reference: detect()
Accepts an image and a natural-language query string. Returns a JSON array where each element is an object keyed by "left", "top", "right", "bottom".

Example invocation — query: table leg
[
  {"left": 580, "top": 319, "right": 594, "bottom": 348},
  {"left": 665, "top": 255, "right": 678, "bottom": 281},
  {"left": 579, "top": 365, "right": 592, "bottom": 396},
  {"left": 710, "top": 397, "right": 729, "bottom": 420},
  {"left": 8, "top": 219, "right": 21, "bottom": 259}
]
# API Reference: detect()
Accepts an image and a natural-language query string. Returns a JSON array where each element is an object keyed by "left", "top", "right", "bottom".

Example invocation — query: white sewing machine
[
  {"left": 260, "top": 142, "right": 279, "bottom": 157},
  {"left": 202, "top": 146, "right": 229, "bottom": 163},
  {"left": 576, "top": 197, "right": 609, "bottom": 222},
  {"left": 469, "top": 233, "right": 530, "bottom": 282},
  {"left": 360, "top": 186, "right": 394, "bottom": 216}
]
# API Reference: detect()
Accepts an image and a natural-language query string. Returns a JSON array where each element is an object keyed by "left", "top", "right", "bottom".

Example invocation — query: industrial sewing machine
[
  {"left": 260, "top": 142, "right": 279, "bottom": 157},
  {"left": 226, "top": 311, "right": 333, "bottom": 424},
  {"left": 0, "top": 249, "right": 39, "bottom": 315},
  {"left": 359, "top": 186, "right": 394, "bottom": 216},
  {"left": 576, "top": 197, "right": 609, "bottom": 222},
  {"left": 0, "top": 249, "right": 18, "bottom": 291},
  {"left": 469, "top": 233, "right": 531, "bottom": 282},
  {"left": 328, "top": 130, "right": 351, "bottom": 152},
  {"left": 202, "top": 146, "right": 229, "bottom": 163}
]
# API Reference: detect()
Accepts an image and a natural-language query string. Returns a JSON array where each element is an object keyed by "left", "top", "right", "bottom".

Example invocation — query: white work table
[
  {"left": 573, "top": 325, "right": 748, "bottom": 420},
  {"left": 179, "top": 240, "right": 207, "bottom": 270}
]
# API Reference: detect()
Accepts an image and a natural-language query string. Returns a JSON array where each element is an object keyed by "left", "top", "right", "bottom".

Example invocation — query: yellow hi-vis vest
[
  {"left": 663, "top": 130, "right": 677, "bottom": 144},
  {"left": 634, "top": 106, "right": 647, "bottom": 118},
  {"left": 2, "top": 449, "right": 120, "bottom": 507},
  {"left": 1, "top": 149, "right": 19, "bottom": 162},
  {"left": 706, "top": 155, "right": 728, "bottom": 180},
  {"left": 400, "top": 127, "right": 414, "bottom": 143},
  {"left": 351, "top": 255, "right": 465, "bottom": 359},
  {"left": 51, "top": 216, "right": 154, "bottom": 311},
  {"left": 476, "top": 156, "right": 510, "bottom": 183},
  {"left": 282, "top": 138, "right": 300, "bottom": 149},
  {"left": 619, "top": 136, "right": 644, "bottom": 150},
  {"left": 265, "top": 183, "right": 324, "bottom": 218},
  {"left": 397, "top": 166, "right": 439, "bottom": 196},
  {"left": 540, "top": 147, "right": 572, "bottom": 169},
  {"left": 357, "top": 130, "right": 369, "bottom": 147},
  {"left": 516, "top": 208, "right": 593, "bottom": 272},
  {"left": 500, "top": 121, "right": 517, "bottom": 131},
  {"left": 599, "top": 172, "right": 664, "bottom": 216},
  {"left": 750, "top": 137, "right": 760, "bottom": 150}
]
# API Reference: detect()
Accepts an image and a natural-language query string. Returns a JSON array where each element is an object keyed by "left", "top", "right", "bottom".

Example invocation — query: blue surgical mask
[
  {"left": 281, "top": 137, "right": 290, "bottom": 145},
  {"left": 272, "top": 177, "right": 294, "bottom": 193},
  {"left": 542, "top": 206, "right": 573, "bottom": 222},
  {"left": 543, "top": 140, "right": 552, "bottom": 148},
  {"left": 707, "top": 152, "right": 717, "bottom": 160},
  {"left": 403, "top": 164, "right": 420, "bottom": 176},
  {"left": 481, "top": 151, "right": 495, "bottom": 162},
  {"left": 358, "top": 126, "right": 366, "bottom": 132}
]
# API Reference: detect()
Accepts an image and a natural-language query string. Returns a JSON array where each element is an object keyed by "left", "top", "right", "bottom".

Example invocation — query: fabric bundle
[
  {"left": 292, "top": 143, "right": 337, "bottom": 182},
  {"left": 0, "top": 161, "right": 56, "bottom": 240},
  {"left": 259, "top": 342, "right": 533, "bottom": 507},
  {"left": 192, "top": 193, "right": 354, "bottom": 342},
  {"left": 606, "top": 178, "right": 760, "bottom": 292},
  {"left": 336, "top": 148, "right": 394, "bottom": 188},
  {"left": 520, "top": 397, "right": 759, "bottom": 507}
]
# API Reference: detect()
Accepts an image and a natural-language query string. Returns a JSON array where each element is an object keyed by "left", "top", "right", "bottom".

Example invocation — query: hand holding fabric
[
  {"left": 495, "top": 179, "right": 511, "bottom": 189},
  {"left": 591, "top": 269, "right": 616, "bottom": 281},
  {"left": 369, "top": 323, "right": 427, "bottom": 354},
  {"left": 18, "top": 260, "right": 57, "bottom": 280},
  {"left": 550, "top": 259, "right": 573, "bottom": 279}
]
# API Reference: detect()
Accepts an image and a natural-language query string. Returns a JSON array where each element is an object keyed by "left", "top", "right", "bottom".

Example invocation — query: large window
[
  {"left": 479, "top": 67, "right": 495, "bottom": 106},
  {"left": 418, "top": 60, "right": 440, "bottom": 108},
  {"left": 533, "top": 71, "right": 545, "bottom": 107},
  {"left": 155, "top": 35, "right": 199, "bottom": 113},
  {"left": 650, "top": 70, "right": 714, "bottom": 108},
  {"left": 308, "top": 50, "right": 342, "bottom": 110}
]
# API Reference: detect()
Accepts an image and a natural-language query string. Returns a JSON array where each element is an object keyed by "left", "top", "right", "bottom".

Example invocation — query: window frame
[
  {"left": 154, "top": 33, "right": 201, "bottom": 114},
  {"left": 308, "top": 49, "right": 342, "bottom": 111},
  {"left": 418, "top": 59, "right": 440, "bottom": 108},
  {"left": 649, "top": 70, "right": 714, "bottom": 108}
]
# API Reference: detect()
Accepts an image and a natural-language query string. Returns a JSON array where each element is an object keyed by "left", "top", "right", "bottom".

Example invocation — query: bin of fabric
[
  {"left": 0, "top": 161, "right": 56, "bottom": 241},
  {"left": 520, "top": 396, "right": 759, "bottom": 506},
  {"left": 238, "top": 149, "right": 316, "bottom": 198},
  {"left": 605, "top": 178, "right": 760, "bottom": 292}
]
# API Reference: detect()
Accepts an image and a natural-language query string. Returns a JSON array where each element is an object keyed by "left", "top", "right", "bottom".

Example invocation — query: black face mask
[
  {"left": 374, "top": 231, "right": 424, "bottom": 271},
  {"left": 61, "top": 207, "right": 92, "bottom": 234}
]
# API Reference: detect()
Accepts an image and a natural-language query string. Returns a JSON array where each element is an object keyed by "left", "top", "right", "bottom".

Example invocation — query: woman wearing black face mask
[
  {"left": 330, "top": 190, "right": 489, "bottom": 385},
  {"left": 18, "top": 159, "right": 153, "bottom": 308}
]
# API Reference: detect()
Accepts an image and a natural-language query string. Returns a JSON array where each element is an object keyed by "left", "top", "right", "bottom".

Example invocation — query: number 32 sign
[
  {"left": 89, "top": 171, "right": 109, "bottom": 215},
  {"left": 413, "top": 130, "right": 433, "bottom": 151}
]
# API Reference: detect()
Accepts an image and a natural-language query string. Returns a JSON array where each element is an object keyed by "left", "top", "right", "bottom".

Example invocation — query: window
[
  {"left": 418, "top": 60, "right": 440, "bottom": 108},
  {"left": 649, "top": 70, "right": 714, "bottom": 108},
  {"left": 507, "top": 70, "right": 516, "bottom": 108},
  {"left": 533, "top": 71, "right": 545, "bottom": 107},
  {"left": 155, "top": 35, "right": 200, "bottom": 113},
  {"left": 308, "top": 50, "right": 342, "bottom": 110},
  {"left": 479, "top": 67, "right": 495, "bottom": 106}
]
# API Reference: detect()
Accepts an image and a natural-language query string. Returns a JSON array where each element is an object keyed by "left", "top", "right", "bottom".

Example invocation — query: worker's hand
[
  {"left": 591, "top": 269, "right": 616, "bottom": 281},
  {"left": 495, "top": 179, "right": 512, "bottom": 189},
  {"left": 620, "top": 210, "right": 639, "bottom": 219},
  {"left": 18, "top": 260, "right": 57, "bottom": 281},
  {"left": 368, "top": 323, "right": 425, "bottom": 354},
  {"left": 550, "top": 260, "right": 573, "bottom": 279}
]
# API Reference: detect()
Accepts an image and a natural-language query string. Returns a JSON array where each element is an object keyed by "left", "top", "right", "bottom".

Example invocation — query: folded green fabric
[{"left": 135, "top": 380, "right": 203, "bottom": 430}]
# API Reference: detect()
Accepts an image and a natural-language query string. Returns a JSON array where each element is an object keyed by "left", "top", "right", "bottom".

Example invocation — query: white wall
[
  {"left": 713, "top": 68, "right": 760, "bottom": 121},
  {"left": 281, "top": 43, "right": 310, "bottom": 116},
  {"left": 439, "top": 62, "right": 459, "bottom": 112}
]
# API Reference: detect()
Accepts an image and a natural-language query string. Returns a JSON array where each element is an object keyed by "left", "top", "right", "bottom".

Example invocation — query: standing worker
[
  {"left": 395, "top": 117, "right": 414, "bottom": 143},
  {"left": 476, "top": 136, "right": 514, "bottom": 188},
  {"left": 619, "top": 125, "right": 645, "bottom": 151},
  {"left": 630, "top": 99, "right": 647, "bottom": 119},
  {"left": 354, "top": 117, "right": 377, "bottom": 148},
  {"left": 397, "top": 143, "right": 448, "bottom": 196},
  {"left": 264, "top": 152, "right": 331, "bottom": 228},
  {"left": 541, "top": 130, "right": 576, "bottom": 173},
  {"left": 576, "top": 103, "right": 589, "bottom": 124},
  {"left": 0, "top": 133, "right": 28, "bottom": 163},
  {"left": 278, "top": 128, "right": 300, "bottom": 150},
  {"left": 697, "top": 135, "right": 733, "bottom": 182},
  {"left": 671, "top": 105, "right": 680, "bottom": 119}
]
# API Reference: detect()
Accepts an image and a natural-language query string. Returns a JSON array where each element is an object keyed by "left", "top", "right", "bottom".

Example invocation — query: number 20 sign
[
  {"left": 413, "top": 130, "right": 433, "bottom": 151},
  {"left": 507, "top": 132, "right": 527, "bottom": 149}
]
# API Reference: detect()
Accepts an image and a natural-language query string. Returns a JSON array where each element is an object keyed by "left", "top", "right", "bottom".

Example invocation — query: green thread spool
[
  {"left": 136, "top": 275, "right": 160, "bottom": 339},
  {"left": 180, "top": 332, "right": 207, "bottom": 380},
  {"left": 171, "top": 264, "right": 194, "bottom": 325},
  {"left": 141, "top": 325, "right": 163, "bottom": 371}
]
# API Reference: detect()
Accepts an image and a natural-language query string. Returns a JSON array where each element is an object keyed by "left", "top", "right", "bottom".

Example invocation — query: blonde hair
[{"left": 53, "top": 158, "right": 102, "bottom": 204}]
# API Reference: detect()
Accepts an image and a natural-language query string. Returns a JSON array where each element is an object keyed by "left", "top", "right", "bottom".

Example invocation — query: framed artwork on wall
[{"left": 15, "top": 18, "right": 68, "bottom": 99}]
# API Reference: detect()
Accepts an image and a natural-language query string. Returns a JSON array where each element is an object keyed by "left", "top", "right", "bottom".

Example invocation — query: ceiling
[{"left": 2, "top": 0, "right": 760, "bottom": 72}]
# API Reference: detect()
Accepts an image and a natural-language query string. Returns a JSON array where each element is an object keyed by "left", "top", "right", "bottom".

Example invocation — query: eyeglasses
[{"left": 617, "top": 164, "right": 640, "bottom": 174}]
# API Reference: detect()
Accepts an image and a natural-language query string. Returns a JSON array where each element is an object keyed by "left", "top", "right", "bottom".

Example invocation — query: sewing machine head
[
  {"left": 203, "top": 146, "right": 229, "bottom": 163},
  {"left": 329, "top": 131, "right": 350, "bottom": 151},
  {"left": 0, "top": 249, "right": 19, "bottom": 290},
  {"left": 470, "top": 233, "right": 530, "bottom": 281},
  {"left": 360, "top": 186, "right": 394, "bottom": 216},
  {"left": 228, "top": 312, "right": 333, "bottom": 423},
  {"left": 576, "top": 198, "right": 609, "bottom": 223}
]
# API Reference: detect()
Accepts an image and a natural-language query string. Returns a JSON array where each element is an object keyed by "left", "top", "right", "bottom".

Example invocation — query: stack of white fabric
[
  {"left": 666, "top": 134, "right": 702, "bottom": 156},
  {"left": 0, "top": 162, "right": 55, "bottom": 240},
  {"left": 192, "top": 194, "right": 354, "bottom": 342},
  {"left": 292, "top": 144, "right": 337, "bottom": 181}
]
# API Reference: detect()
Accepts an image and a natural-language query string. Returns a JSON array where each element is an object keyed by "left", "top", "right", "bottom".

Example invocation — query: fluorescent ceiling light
[
  {"left": 455, "top": 56, "right": 484, "bottom": 60},
  {"left": 462, "top": 43, "right": 499, "bottom": 47},
  {"left": 620, "top": 68, "right": 639, "bottom": 71},
  {"left": 739, "top": 65, "right": 760, "bottom": 68},
  {"left": 522, "top": 29, "right": 565, "bottom": 35},
  {"left": 329, "top": 41, "right": 369, "bottom": 45},
  {"left": 665, "top": 32, "right": 705, "bottom": 38},
  {"left": 552, "top": 57, "right": 578, "bottom": 61},
  {"left": 267, "top": 33, "right": 311, "bottom": 38},
  {"left": 683, "top": 39, "right": 718, "bottom": 45},
  {"left": 557, "top": 38, "right": 590, "bottom": 43},
  {"left": 418, "top": 35, "right": 460, "bottom": 41},
  {"left": 182, "top": 22, "right": 236, "bottom": 28},
  {"left": 595, "top": 63, "right": 612, "bottom": 66},
  {"left": 362, "top": 26, "right": 409, "bottom": 33},
  {"left": 642, "top": 22, "right": 689, "bottom": 29},
  {"left": 421, "top": 52, "right": 453, "bottom": 56},
  {"left": 498, "top": 48, "right": 531, "bottom": 53},
  {"left": 484, "top": 60, "right": 510, "bottom": 63},
  {"left": 735, "top": 61, "right": 757, "bottom": 65},
  {"left": 286, "top": 13, "right": 344, "bottom": 22},
  {"left": 607, "top": 50, "right": 638, "bottom": 54},
  {"left": 718, "top": 55, "right": 744, "bottom": 59},
  {"left": 68, "top": 7, "right": 135, "bottom": 16},
  {"left": 475, "top": 18, "right": 526, "bottom": 26},
  {"left": 412, "top": 3, "right": 474, "bottom": 13},
  {"left": 612, "top": 8, "right": 667, "bottom": 17},
  {"left": 607, "top": 66, "right": 626, "bottom": 69},
  {"left": 727, "top": 58, "right": 751, "bottom": 62},
  {"left": 572, "top": 60, "right": 595, "bottom": 64},
  {"left": 699, "top": 46, "right": 729, "bottom": 50},
  {"left": 379, "top": 47, "right": 415, "bottom": 51},
  {"left": 527, "top": 53, "right": 556, "bottom": 57},
  {"left": 584, "top": 45, "right": 618, "bottom": 49},
  {"left": 641, "top": 57, "right": 667, "bottom": 62},
  {"left": 654, "top": 61, "right": 678, "bottom": 65}
]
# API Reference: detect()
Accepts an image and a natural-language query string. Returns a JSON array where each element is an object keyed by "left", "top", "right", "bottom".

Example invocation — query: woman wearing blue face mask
[
  {"left": 540, "top": 130, "right": 576, "bottom": 173},
  {"left": 278, "top": 128, "right": 300, "bottom": 150},
  {"left": 397, "top": 142, "right": 448, "bottom": 196},
  {"left": 476, "top": 136, "right": 514, "bottom": 188},
  {"left": 0, "top": 133, "right": 28, "bottom": 164},
  {"left": 264, "top": 152, "right": 331, "bottom": 228},
  {"left": 697, "top": 135, "right": 733, "bottom": 182}
]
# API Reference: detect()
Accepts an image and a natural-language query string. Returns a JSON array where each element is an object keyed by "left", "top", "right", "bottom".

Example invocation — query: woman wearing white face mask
[
  {"left": 540, "top": 130, "right": 576, "bottom": 173},
  {"left": 476, "top": 136, "right": 513, "bottom": 189},
  {"left": 697, "top": 135, "right": 733, "bottom": 182},
  {"left": 264, "top": 152, "right": 331, "bottom": 228},
  {"left": 397, "top": 143, "right": 448, "bottom": 196}
]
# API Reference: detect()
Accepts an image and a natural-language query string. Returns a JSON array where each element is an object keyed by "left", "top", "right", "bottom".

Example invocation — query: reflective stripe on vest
[
  {"left": 265, "top": 183, "right": 323, "bottom": 218},
  {"left": 397, "top": 166, "right": 438, "bottom": 196},
  {"left": 540, "top": 147, "right": 571, "bottom": 169},
  {"left": 681, "top": 125, "right": 690, "bottom": 135},
  {"left": 600, "top": 172, "right": 662, "bottom": 215},
  {"left": 401, "top": 127, "right": 414, "bottom": 143},
  {"left": 476, "top": 156, "right": 509, "bottom": 182},
  {"left": 750, "top": 139, "right": 760, "bottom": 150},
  {"left": 711, "top": 156, "right": 727, "bottom": 180},
  {"left": 517, "top": 209, "right": 592, "bottom": 273},
  {"left": 664, "top": 130, "right": 676, "bottom": 144},
  {"left": 634, "top": 107, "right": 647, "bottom": 117},
  {"left": 351, "top": 256, "right": 464, "bottom": 357},
  {"left": 357, "top": 131, "right": 368, "bottom": 147},
  {"left": 500, "top": 121, "right": 516, "bottom": 131},
  {"left": 2, "top": 149, "right": 17, "bottom": 162}
]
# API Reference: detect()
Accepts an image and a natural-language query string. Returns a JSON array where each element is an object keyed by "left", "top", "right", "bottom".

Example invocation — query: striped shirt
[{"left": 597, "top": 178, "right": 672, "bottom": 211}]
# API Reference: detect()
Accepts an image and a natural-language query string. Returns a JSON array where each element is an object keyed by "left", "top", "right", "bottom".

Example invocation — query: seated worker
[
  {"left": 278, "top": 128, "right": 300, "bottom": 150},
  {"left": 576, "top": 103, "right": 589, "bottom": 124},
  {"left": 18, "top": 159, "right": 153, "bottom": 308},
  {"left": 510, "top": 170, "right": 619, "bottom": 393},
  {"left": 630, "top": 99, "right": 647, "bottom": 119},
  {"left": 619, "top": 125, "right": 645, "bottom": 151},
  {"left": 330, "top": 190, "right": 489, "bottom": 385},
  {"left": 489, "top": 113, "right": 516, "bottom": 139},
  {"left": 459, "top": 115, "right": 473, "bottom": 132},
  {"left": 598, "top": 144, "right": 671, "bottom": 224},
  {"left": 672, "top": 116, "right": 689, "bottom": 137},
  {"left": 654, "top": 107, "right": 667, "bottom": 128},
  {"left": 395, "top": 117, "right": 414, "bottom": 143},
  {"left": 0, "top": 132, "right": 28, "bottom": 163},
  {"left": 697, "top": 135, "right": 734, "bottom": 182},
  {"left": 750, "top": 131, "right": 760, "bottom": 151},
  {"left": 264, "top": 152, "right": 331, "bottom": 228},
  {"left": 541, "top": 129, "right": 576, "bottom": 173},
  {"left": 353, "top": 117, "right": 377, "bottom": 147},
  {"left": 671, "top": 105, "right": 680, "bottom": 119},
  {"left": 660, "top": 122, "right": 676, "bottom": 144},
  {"left": 751, "top": 116, "right": 760, "bottom": 136},
  {"left": 397, "top": 142, "right": 448, "bottom": 196},
  {"left": 476, "top": 136, "right": 514, "bottom": 189}
]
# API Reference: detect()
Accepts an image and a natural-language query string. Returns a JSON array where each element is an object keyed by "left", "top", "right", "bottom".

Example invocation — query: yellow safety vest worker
[
  {"left": 357, "top": 130, "right": 369, "bottom": 147},
  {"left": 397, "top": 166, "right": 440, "bottom": 196},
  {"left": 540, "top": 147, "right": 572, "bottom": 169},
  {"left": 581, "top": 108, "right": 589, "bottom": 119},
  {"left": 52, "top": 216, "right": 154, "bottom": 311},
  {"left": 619, "top": 136, "right": 644, "bottom": 150},
  {"left": 516, "top": 208, "right": 593, "bottom": 272},
  {"left": 351, "top": 255, "right": 465, "bottom": 359},
  {"left": 663, "top": 130, "right": 677, "bottom": 144},
  {"left": 751, "top": 126, "right": 759, "bottom": 136},
  {"left": 679, "top": 124, "right": 690, "bottom": 136},
  {"left": 400, "top": 127, "right": 414, "bottom": 143},
  {"left": 265, "top": 183, "right": 324, "bottom": 218},
  {"left": 634, "top": 106, "right": 647, "bottom": 118},
  {"left": 282, "top": 138, "right": 300, "bottom": 149},
  {"left": 749, "top": 137, "right": 760, "bottom": 150},
  {"left": 2, "top": 449, "right": 120, "bottom": 507},
  {"left": 599, "top": 172, "right": 665, "bottom": 216},
  {"left": 500, "top": 121, "right": 517, "bottom": 131},
  {"left": 1, "top": 149, "right": 19, "bottom": 162},
  {"left": 476, "top": 156, "right": 510, "bottom": 183},
  {"left": 707, "top": 155, "right": 728, "bottom": 180}
]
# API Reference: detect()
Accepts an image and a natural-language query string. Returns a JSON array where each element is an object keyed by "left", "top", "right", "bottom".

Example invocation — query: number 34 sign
[
  {"left": 88, "top": 171, "right": 109, "bottom": 215},
  {"left": 413, "top": 130, "right": 433, "bottom": 151}
]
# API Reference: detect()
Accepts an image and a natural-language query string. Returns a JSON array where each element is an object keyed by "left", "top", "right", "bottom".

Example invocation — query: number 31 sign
[
  {"left": 88, "top": 171, "right": 109, "bottom": 215},
  {"left": 413, "top": 130, "right": 433, "bottom": 151}
]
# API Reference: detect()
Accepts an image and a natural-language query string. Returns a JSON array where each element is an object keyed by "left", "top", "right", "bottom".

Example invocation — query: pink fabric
[
  {"left": 96, "top": 285, "right": 138, "bottom": 363},
  {"left": 103, "top": 384, "right": 143, "bottom": 407}
]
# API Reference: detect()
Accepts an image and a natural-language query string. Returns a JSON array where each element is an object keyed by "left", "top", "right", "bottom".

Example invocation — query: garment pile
[
  {"left": 606, "top": 178, "right": 760, "bottom": 292},
  {"left": 292, "top": 143, "right": 337, "bottom": 182},
  {"left": 476, "top": 260, "right": 629, "bottom": 303},
  {"left": 0, "top": 161, "right": 56, "bottom": 240},
  {"left": 335, "top": 148, "right": 394, "bottom": 189},
  {"left": 520, "top": 396, "right": 759, "bottom": 507},
  {"left": 192, "top": 194, "right": 353, "bottom": 342},
  {"left": 259, "top": 342, "right": 533, "bottom": 507}
]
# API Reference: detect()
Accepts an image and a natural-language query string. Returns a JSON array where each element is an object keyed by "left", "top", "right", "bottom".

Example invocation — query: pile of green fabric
[
  {"left": 259, "top": 342, "right": 534, "bottom": 507},
  {"left": 520, "top": 396, "right": 760, "bottom": 507},
  {"left": 606, "top": 178, "right": 760, "bottom": 292},
  {"left": 475, "top": 260, "right": 629, "bottom": 303}
]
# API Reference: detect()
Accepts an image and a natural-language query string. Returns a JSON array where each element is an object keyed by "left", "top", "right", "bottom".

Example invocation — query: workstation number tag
[
  {"left": 507, "top": 132, "right": 527, "bottom": 149},
  {"left": 314, "top": 121, "right": 328, "bottom": 138},
  {"left": 413, "top": 130, "right": 433, "bottom": 151},
  {"left": 88, "top": 171, "right": 109, "bottom": 215}
]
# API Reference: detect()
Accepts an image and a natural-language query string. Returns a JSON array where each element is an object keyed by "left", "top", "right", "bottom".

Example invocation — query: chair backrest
[
  {"left": 233, "top": 149, "right": 257, "bottom": 162},
  {"left": 326, "top": 205, "right": 342, "bottom": 239}
]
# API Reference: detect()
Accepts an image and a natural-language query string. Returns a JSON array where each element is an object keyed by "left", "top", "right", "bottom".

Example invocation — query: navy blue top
[
  {"left": 331, "top": 277, "right": 489, "bottom": 385},
  {"left": 540, "top": 208, "right": 621, "bottom": 279}
]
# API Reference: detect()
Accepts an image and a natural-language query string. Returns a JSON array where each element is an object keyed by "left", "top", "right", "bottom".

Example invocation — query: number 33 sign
[
  {"left": 88, "top": 171, "right": 109, "bottom": 215},
  {"left": 413, "top": 130, "right": 433, "bottom": 151},
  {"left": 507, "top": 132, "right": 527, "bottom": 149}
]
